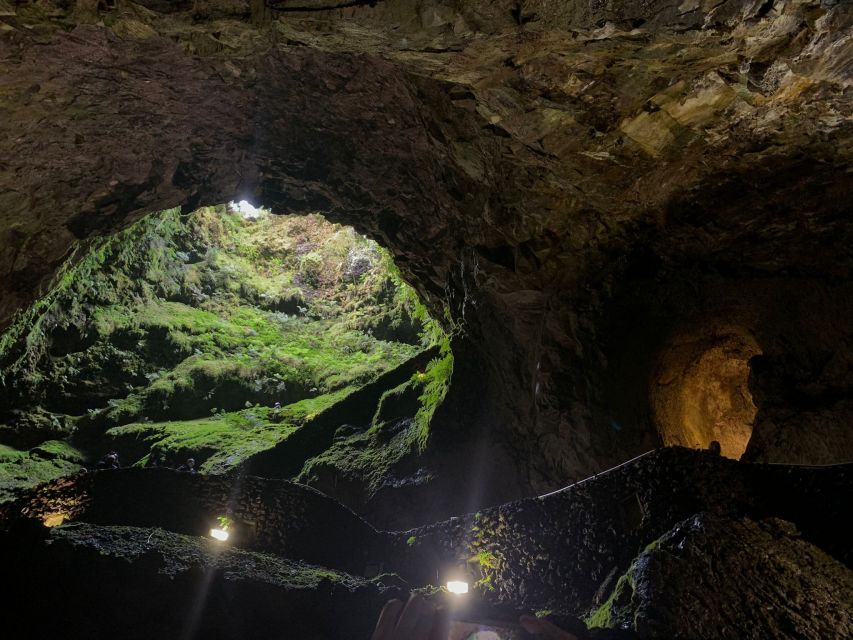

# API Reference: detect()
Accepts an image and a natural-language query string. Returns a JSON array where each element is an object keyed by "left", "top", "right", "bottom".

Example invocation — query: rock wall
[
  {"left": 595, "top": 512, "right": 853, "bottom": 639},
  {"left": 396, "top": 448, "right": 853, "bottom": 614},
  {"left": 2, "top": 447, "right": 850, "bottom": 637},
  {"left": 0, "top": 467, "right": 392, "bottom": 575},
  {"left": 2, "top": 521, "right": 403, "bottom": 640}
]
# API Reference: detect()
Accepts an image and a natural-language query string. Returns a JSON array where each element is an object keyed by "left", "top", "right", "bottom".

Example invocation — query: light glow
[
  {"left": 43, "top": 513, "right": 67, "bottom": 527},
  {"left": 446, "top": 580, "right": 469, "bottom": 594},
  {"left": 209, "top": 528, "right": 230, "bottom": 542},
  {"left": 231, "top": 200, "right": 262, "bottom": 220}
]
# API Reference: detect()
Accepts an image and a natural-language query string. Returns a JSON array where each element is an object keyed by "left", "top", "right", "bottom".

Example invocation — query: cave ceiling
[{"left": 0, "top": 0, "right": 851, "bottom": 498}]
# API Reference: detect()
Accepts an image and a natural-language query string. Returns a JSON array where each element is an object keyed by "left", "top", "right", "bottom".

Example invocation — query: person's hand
[
  {"left": 519, "top": 615, "right": 579, "bottom": 640},
  {"left": 371, "top": 594, "right": 449, "bottom": 640}
]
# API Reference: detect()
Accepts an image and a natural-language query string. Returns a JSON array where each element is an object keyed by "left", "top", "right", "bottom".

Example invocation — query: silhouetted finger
[{"left": 371, "top": 599, "right": 405, "bottom": 640}]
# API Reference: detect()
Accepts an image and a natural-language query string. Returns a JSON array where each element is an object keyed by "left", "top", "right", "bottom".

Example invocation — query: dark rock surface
[
  {"left": 0, "top": 467, "right": 391, "bottom": 575},
  {"left": 592, "top": 512, "right": 853, "bottom": 640},
  {"left": 0, "top": 4, "right": 851, "bottom": 635},
  {"left": 396, "top": 448, "right": 853, "bottom": 614},
  {"left": 2, "top": 521, "right": 404, "bottom": 640},
  {"left": 4, "top": 447, "right": 849, "bottom": 625}
]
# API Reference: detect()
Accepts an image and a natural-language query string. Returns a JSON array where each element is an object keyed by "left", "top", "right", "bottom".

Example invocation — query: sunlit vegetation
[
  {"left": 0, "top": 204, "right": 453, "bottom": 498},
  {"left": 0, "top": 441, "right": 84, "bottom": 502}
]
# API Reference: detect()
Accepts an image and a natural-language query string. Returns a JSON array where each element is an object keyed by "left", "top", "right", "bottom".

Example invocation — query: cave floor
[{"left": 2, "top": 448, "right": 851, "bottom": 639}]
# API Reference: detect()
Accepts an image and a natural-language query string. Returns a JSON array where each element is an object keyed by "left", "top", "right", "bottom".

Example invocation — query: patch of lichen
[{"left": 0, "top": 203, "right": 445, "bottom": 492}]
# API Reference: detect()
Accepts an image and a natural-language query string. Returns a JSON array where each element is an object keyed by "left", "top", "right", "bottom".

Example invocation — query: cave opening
[
  {"left": 0, "top": 201, "right": 454, "bottom": 525},
  {"left": 1, "top": 1, "right": 852, "bottom": 638},
  {"left": 651, "top": 329, "right": 761, "bottom": 460}
]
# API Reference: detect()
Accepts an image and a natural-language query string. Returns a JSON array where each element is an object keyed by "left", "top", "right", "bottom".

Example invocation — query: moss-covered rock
[
  {"left": 0, "top": 204, "right": 449, "bottom": 498},
  {"left": 0, "top": 441, "right": 84, "bottom": 502}
]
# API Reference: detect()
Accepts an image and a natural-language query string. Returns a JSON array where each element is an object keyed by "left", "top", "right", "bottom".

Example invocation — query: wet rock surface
[{"left": 594, "top": 512, "right": 853, "bottom": 639}]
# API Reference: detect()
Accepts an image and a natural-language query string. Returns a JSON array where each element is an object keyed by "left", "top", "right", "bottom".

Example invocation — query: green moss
[
  {"left": 274, "top": 387, "right": 356, "bottom": 424},
  {"left": 0, "top": 442, "right": 85, "bottom": 503},
  {"left": 586, "top": 571, "right": 635, "bottom": 629},
  {"left": 1, "top": 203, "right": 448, "bottom": 497},
  {"left": 31, "top": 439, "right": 85, "bottom": 463},
  {"left": 106, "top": 409, "right": 295, "bottom": 473},
  {"left": 297, "top": 418, "right": 422, "bottom": 495},
  {"left": 411, "top": 341, "right": 453, "bottom": 451},
  {"left": 406, "top": 535, "right": 417, "bottom": 546}
]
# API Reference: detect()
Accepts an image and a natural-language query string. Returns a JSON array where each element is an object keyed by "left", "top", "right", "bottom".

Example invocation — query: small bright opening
[
  {"left": 209, "top": 528, "right": 230, "bottom": 542},
  {"left": 230, "top": 200, "right": 262, "bottom": 220},
  {"left": 446, "top": 580, "right": 469, "bottom": 594}
]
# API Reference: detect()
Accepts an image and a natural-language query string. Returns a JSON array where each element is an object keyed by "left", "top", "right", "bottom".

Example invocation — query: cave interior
[{"left": 0, "top": 1, "right": 851, "bottom": 639}]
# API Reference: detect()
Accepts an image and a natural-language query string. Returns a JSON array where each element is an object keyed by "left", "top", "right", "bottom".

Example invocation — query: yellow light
[
  {"left": 446, "top": 580, "right": 469, "bottom": 594},
  {"left": 209, "top": 528, "right": 229, "bottom": 541},
  {"left": 43, "top": 513, "right": 67, "bottom": 527}
]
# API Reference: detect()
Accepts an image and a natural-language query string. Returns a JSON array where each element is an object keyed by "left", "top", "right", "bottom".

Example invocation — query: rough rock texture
[
  {"left": 0, "top": 467, "right": 394, "bottom": 574},
  {"left": 397, "top": 448, "right": 853, "bottom": 614},
  {"left": 1, "top": 0, "right": 851, "bottom": 510},
  {"left": 5, "top": 447, "right": 849, "bottom": 620},
  {"left": 2, "top": 521, "right": 405, "bottom": 640},
  {"left": 592, "top": 513, "right": 853, "bottom": 640}
]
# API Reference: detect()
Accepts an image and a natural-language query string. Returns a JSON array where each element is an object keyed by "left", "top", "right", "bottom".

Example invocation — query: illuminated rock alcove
[{"left": 652, "top": 329, "right": 760, "bottom": 459}]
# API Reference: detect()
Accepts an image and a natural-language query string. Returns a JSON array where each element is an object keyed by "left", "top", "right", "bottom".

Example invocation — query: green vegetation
[
  {"left": 105, "top": 410, "right": 295, "bottom": 473},
  {"left": 465, "top": 512, "right": 503, "bottom": 593},
  {"left": 586, "top": 570, "right": 635, "bottom": 629},
  {"left": 412, "top": 341, "right": 453, "bottom": 451},
  {"left": 0, "top": 204, "right": 453, "bottom": 499},
  {"left": 474, "top": 548, "right": 498, "bottom": 591},
  {"left": 406, "top": 535, "right": 417, "bottom": 546},
  {"left": 0, "top": 441, "right": 84, "bottom": 502}
]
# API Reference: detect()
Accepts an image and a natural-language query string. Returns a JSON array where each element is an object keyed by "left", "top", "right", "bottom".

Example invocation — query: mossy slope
[{"left": 0, "top": 205, "right": 449, "bottom": 497}]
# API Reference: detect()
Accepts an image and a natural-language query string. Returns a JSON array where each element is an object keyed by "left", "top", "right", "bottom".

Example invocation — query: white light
[
  {"left": 210, "top": 528, "right": 230, "bottom": 541},
  {"left": 446, "top": 580, "right": 469, "bottom": 594},
  {"left": 232, "top": 200, "right": 261, "bottom": 219}
]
